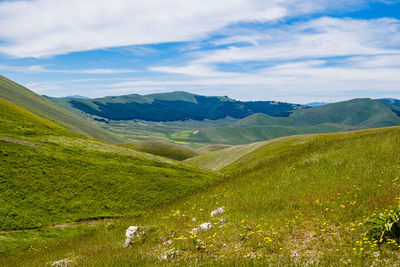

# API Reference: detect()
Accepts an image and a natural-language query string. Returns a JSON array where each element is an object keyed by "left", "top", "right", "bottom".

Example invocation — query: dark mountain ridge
[{"left": 46, "top": 91, "right": 306, "bottom": 122}]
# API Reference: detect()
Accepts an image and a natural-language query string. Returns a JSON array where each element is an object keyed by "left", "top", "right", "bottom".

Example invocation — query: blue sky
[{"left": 0, "top": 0, "right": 399, "bottom": 103}]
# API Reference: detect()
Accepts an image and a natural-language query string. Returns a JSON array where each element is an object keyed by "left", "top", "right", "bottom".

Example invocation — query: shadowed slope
[{"left": 119, "top": 140, "right": 199, "bottom": 161}]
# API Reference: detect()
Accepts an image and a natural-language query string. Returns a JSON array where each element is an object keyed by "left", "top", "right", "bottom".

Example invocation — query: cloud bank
[{"left": 0, "top": 0, "right": 368, "bottom": 58}]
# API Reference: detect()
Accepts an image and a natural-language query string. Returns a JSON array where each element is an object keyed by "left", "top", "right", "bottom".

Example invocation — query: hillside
[
  {"left": 3, "top": 127, "right": 400, "bottom": 265},
  {"left": 187, "top": 135, "right": 314, "bottom": 170},
  {"left": 0, "top": 98, "right": 220, "bottom": 230},
  {"left": 179, "top": 98, "right": 400, "bottom": 144},
  {"left": 186, "top": 139, "right": 274, "bottom": 170},
  {"left": 118, "top": 140, "right": 199, "bottom": 161},
  {"left": 235, "top": 98, "right": 400, "bottom": 128},
  {"left": 46, "top": 91, "right": 305, "bottom": 121},
  {"left": 0, "top": 75, "right": 123, "bottom": 143}
]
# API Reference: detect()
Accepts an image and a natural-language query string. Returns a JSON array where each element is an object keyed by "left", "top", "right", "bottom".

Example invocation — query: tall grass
[{"left": 2, "top": 127, "right": 400, "bottom": 266}]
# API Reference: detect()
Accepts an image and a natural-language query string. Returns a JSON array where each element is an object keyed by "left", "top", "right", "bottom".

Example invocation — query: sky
[{"left": 0, "top": 0, "right": 400, "bottom": 103}]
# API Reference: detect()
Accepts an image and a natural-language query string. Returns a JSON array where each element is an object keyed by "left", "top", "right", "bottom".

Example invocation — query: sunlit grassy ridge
[
  {"left": 0, "top": 98, "right": 221, "bottom": 231},
  {"left": 0, "top": 75, "right": 123, "bottom": 143},
  {"left": 186, "top": 139, "right": 273, "bottom": 170},
  {"left": 3, "top": 126, "right": 400, "bottom": 266}
]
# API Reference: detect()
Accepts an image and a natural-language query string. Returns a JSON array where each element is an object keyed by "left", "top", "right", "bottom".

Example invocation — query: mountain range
[{"left": 45, "top": 92, "right": 305, "bottom": 121}]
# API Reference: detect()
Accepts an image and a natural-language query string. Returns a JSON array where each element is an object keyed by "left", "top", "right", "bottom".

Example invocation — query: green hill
[
  {"left": 0, "top": 75, "right": 123, "bottom": 143},
  {"left": 0, "top": 98, "right": 220, "bottom": 230},
  {"left": 235, "top": 98, "right": 400, "bottom": 127},
  {"left": 118, "top": 140, "right": 199, "bottom": 161},
  {"left": 4, "top": 126, "right": 400, "bottom": 265},
  {"left": 181, "top": 98, "right": 400, "bottom": 145},
  {"left": 46, "top": 91, "right": 304, "bottom": 121}
]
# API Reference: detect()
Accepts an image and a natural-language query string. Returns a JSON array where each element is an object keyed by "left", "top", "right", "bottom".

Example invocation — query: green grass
[
  {"left": 2, "top": 126, "right": 400, "bottom": 266},
  {"left": 118, "top": 140, "right": 199, "bottom": 161},
  {"left": 0, "top": 75, "right": 124, "bottom": 143},
  {"left": 186, "top": 139, "right": 274, "bottom": 170},
  {"left": 0, "top": 98, "right": 221, "bottom": 231}
]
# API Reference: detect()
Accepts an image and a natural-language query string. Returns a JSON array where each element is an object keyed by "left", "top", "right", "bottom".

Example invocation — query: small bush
[{"left": 366, "top": 209, "right": 400, "bottom": 243}]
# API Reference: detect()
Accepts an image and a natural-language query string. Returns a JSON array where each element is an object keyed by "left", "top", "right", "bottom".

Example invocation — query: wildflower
[
  {"left": 211, "top": 207, "right": 225, "bottom": 217},
  {"left": 198, "top": 222, "right": 212, "bottom": 231}
]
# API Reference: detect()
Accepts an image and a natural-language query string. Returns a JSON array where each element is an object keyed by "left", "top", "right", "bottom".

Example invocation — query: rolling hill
[
  {"left": 0, "top": 97, "right": 220, "bottom": 230},
  {"left": 0, "top": 75, "right": 123, "bottom": 143},
  {"left": 118, "top": 140, "right": 199, "bottom": 161},
  {"left": 4, "top": 126, "right": 400, "bottom": 265},
  {"left": 186, "top": 135, "right": 312, "bottom": 171},
  {"left": 178, "top": 98, "right": 400, "bottom": 145},
  {"left": 46, "top": 91, "right": 305, "bottom": 121}
]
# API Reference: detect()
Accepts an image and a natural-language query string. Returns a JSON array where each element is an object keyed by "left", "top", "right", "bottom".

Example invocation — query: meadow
[
  {"left": 2, "top": 126, "right": 400, "bottom": 266},
  {"left": 0, "top": 98, "right": 220, "bottom": 231},
  {"left": 118, "top": 140, "right": 199, "bottom": 161}
]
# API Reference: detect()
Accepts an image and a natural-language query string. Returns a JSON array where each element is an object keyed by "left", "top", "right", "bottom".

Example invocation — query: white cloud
[
  {"left": 150, "top": 64, "right": 235, "bottom": 77},
  {"left": 0, "top": 0, "right": 368, "bottom": 58},
  {"left": 99, "top": 58, "right": 400, "bottom": 102},
  {"left": 0, "top": 65, "right": 134, "bottom": 74},
  {"left": 142, "top": 17, "right": 400, "bottom": 102},
  {"left": 197, "top": 17, "right": 400, "bottom": 64}
]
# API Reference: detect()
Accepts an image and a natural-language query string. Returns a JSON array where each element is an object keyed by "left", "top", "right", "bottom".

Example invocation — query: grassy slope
[
  {"left": 186, "top": 139, "right": 275, "bottom": 170},
  {"left": 4, "top": 126, "right": 400, "bottom": 265},
  {"left": 0, "top": 98, "right": 220, "bottom": 230},
  {"left": 183, "top": 98, "right": 400, "bottom": 145},
  {"left": 118, "top": 140, "right": 199, "bottom": 161},
  {"left": 0, "top": 75, "right": 123, "bottom": 143}
]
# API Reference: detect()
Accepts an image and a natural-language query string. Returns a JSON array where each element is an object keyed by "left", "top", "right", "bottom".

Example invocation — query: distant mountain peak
[
  {"left": 66, "top": 95, "right": 90, "bottom": 99},
  {"left": 306, "top": 102, "right": 329, "bottom": 107}
]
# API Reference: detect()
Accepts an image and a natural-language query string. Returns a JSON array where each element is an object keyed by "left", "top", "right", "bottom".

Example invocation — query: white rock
[
  {"left": 123, "top": 226, "right": 139, "bottom": 247},
  {"left": 159, "top": 248, "right": 177, "bottom": 260},
  {"left": 50, "top": 258, "right": 73, "bottom": 267},
  {"left": 198, "top": 222, "right": 212, "bottom": 231},
  {"left": 210, "top": 207, "right": 224, "bottom": 217},
  {"left": 126, "top": 226, "right": 139, "bottom": 238}
]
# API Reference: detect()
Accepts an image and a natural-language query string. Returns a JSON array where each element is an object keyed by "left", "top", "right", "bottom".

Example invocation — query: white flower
[
  {"left": 211, "top": 207, "right": 225, "bottom": 217},
  {"left": 198, "top": 222, "right": 212, "bottom": 230}
]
